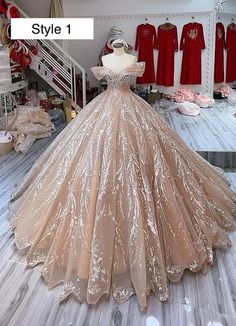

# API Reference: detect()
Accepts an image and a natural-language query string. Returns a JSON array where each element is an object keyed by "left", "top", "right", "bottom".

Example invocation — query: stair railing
[{"left": 9, "top": 2, "right": 86, "bottom": 108}]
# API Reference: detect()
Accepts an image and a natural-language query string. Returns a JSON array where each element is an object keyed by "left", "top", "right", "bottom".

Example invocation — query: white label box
[{"left": 11, "top": 18, "right": 94, "bottom": 40}]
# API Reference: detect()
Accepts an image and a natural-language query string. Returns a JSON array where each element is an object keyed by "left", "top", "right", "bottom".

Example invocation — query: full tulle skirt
[{"left": 8, "top": 88, "right": 236, "bottom": 310}]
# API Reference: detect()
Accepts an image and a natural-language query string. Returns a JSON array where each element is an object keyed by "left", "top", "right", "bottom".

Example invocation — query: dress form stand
[{"left": 101, "top": 39, "right": 137, "bottom": 73}]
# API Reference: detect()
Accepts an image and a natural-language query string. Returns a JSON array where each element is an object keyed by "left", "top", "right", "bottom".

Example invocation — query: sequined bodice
[
  {"left": 91, "top": 62, "right": 145, "bottom": 91},
  {"left": 105, "top": 73, "right": 136, "bottom": 91}
]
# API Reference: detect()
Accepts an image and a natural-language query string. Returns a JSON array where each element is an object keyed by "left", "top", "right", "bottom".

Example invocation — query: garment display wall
[
  {"left": 68, "top": 11, "right": 215, "bottom": 94},
  {"left": 14, "top": 0, "right": 236, "bottom": 95}
]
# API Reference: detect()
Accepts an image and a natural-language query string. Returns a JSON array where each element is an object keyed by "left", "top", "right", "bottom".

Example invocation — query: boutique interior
[{"left": 0, "top": 0, "right": 236, "bottom": 325}]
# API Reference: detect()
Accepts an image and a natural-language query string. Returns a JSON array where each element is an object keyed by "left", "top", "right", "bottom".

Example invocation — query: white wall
[
  {"left": 224, "top": 0, "right": 236, "bottom": 13},
  {"left": 15, "top": 0, "right": 50, "bottom": 18},
  {"left": 14, "top": 0, "right": 236, "bottom": 20},
  {"left": 64, "top": 0, "right": 216, "bottom": 16}
]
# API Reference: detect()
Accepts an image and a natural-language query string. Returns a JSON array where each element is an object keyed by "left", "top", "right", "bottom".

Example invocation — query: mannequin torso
[{"left": 101, "top": 45, "right": 137, "bottom": 73}]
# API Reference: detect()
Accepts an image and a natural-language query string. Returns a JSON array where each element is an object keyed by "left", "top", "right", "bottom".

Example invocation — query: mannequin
[{"left": 101, "top": 39, "right": 137, "bottom": 73}]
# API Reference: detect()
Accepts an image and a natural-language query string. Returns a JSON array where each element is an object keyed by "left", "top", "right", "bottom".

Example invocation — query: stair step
[{"left": 9, "top": 6, "right": 86, "bottom": 106}]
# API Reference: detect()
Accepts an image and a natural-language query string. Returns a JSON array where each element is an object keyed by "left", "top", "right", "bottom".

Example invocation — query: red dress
[
  {"left": 226, "top": 23, "right": 236, "bottom": 83},
  {"left": 180, "top": 22, "right": 205, "bottom": 85},
  {"left": 135, "top": 23, "right": 157, "bottom": 84},
  {"left": 214, "top": 22, "right": 226, "bottom": 83},
  {"left": 156, "top": 23, "right": 178, "bottom": 86}
]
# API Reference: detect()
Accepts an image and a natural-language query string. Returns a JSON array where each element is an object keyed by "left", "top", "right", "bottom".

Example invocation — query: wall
[
  {"left": 68, "top": 12, "right": 215, "bottom": 94},
  {"left": 15, "top": 0, "right": 217, "bottom": 17},
  {"left": 14, "top": 0, "right": 236, "bottom": 93},
  {"left": 64, "top": 0, "right": 216, "bottom": 16},
  {"left": 224, "top": 0, "right": 236, "bottom": 13},
  {"left": 64, "top": 0, "right": 236, "bottom": 93},
  {"left": 15, "top": 0, "right": 50, "bottom": 18}
]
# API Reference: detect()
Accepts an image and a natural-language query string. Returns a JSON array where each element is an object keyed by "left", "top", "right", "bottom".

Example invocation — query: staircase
[{"left": 12, "top": 4, "right": 87, "bottom": 109}]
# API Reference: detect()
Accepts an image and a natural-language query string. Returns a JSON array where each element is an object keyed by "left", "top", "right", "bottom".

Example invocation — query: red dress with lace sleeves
[
  {"left": 156, "top": 23, "right": 178, "bottom": 86},
  {"left": 214, "top": 22, "right": 226, "bottom": 83},
  {"left": 226, "top": 23, "right": 236, "bottom": 83},
  {"left": 180, "top": 22, "right": 205, "bottom": 85},
  {"left": 135, "top": 23, "right": 157, "bottom": 84}
]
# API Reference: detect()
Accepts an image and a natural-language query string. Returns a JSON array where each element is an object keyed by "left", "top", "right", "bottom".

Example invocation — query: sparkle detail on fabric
[{"left": 8, "top": 62, "right": 236, "bottom": 311}]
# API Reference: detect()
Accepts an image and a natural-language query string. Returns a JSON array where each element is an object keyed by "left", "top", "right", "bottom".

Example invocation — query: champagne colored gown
[{"left": 8, "top": 62, "right": 236, "bottom": 310}]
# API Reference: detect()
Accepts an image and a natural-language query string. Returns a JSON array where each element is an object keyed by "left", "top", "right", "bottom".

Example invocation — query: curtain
[{"left": 49, "top": 0, "right": 64, "bottom": 18}]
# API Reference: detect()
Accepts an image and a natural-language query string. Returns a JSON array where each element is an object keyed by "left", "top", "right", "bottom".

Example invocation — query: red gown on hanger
[
  {"left": 214, "top": 22, "right": 225, "bottom": 83},
  {"left": 180, "top": 22, "right": 205, "bottom": 85},
  {"left": 135, "top": 23, "right": 157, "bottom": 84},
  {"left": 226, "top": 23, "right": 236, "bottom": 83},
  {"left": 156, "top": 23, "right": 178, "bottom": 86}
]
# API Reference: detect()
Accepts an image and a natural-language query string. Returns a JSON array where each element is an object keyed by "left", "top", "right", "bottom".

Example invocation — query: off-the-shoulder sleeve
[
  {"left": 124, "top": 62, "right": 145, "bottom": 77},
  {"left": 91, "top": 66, "right": 109, "bottom": 80}
]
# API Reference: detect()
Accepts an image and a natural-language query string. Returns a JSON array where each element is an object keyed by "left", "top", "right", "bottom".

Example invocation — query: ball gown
[{"left": 8, "top": 62, "right": 236, "bottom": 310}]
